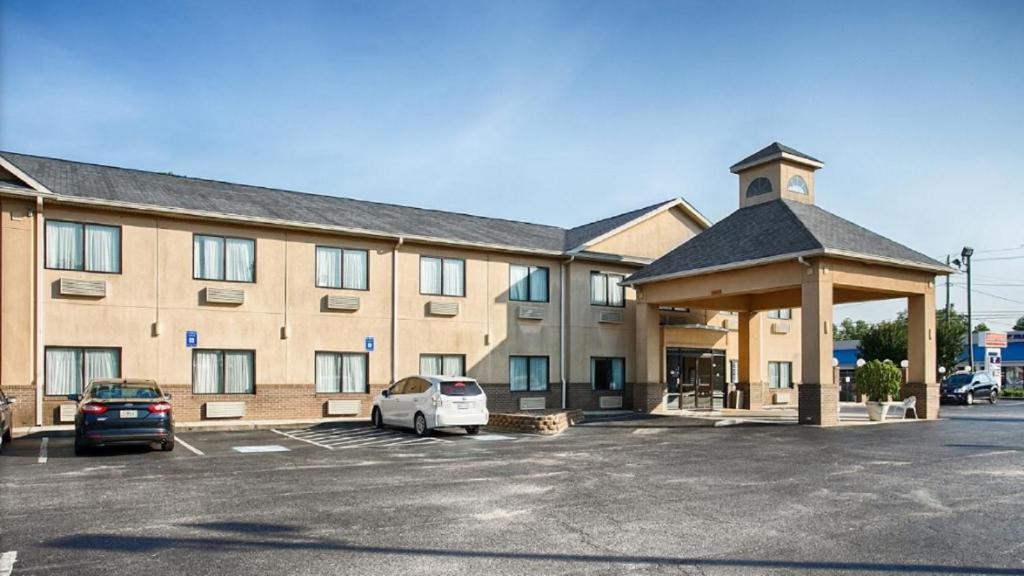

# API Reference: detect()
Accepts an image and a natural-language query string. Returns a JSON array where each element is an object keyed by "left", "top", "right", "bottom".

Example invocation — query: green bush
[
  {"left": 855, "top": 360, "right": 902, "bottom": 402},
  {"left": 1000, "top": 388, "right": 1024, "bottom": 398}
]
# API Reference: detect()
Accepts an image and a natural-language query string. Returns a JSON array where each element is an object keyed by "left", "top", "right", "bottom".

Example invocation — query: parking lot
[{"left": 3, "top": 402, "right": 1024, "bottom": 576}]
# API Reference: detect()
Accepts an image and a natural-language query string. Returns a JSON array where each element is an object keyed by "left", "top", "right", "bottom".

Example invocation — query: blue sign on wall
[
  {"left": 186, "top": 331, "right": 198, "bottom": 348},
  {"left": 365, "top": 336, "right": 375, "bottom": 352}
]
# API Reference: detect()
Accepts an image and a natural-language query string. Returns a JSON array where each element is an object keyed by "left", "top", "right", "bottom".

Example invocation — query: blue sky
[{"left": 2, "top": 0, "right": 1022, "bottom": 327}]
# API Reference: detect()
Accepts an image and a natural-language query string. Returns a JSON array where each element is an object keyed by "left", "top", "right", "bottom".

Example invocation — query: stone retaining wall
[{"left": 486, "top": 409, "right": 585, "bottom": 435}]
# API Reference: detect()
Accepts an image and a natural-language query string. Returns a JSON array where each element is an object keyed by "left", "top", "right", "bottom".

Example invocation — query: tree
[
  {"left": 974, "top": 322, "right": 990, "bottom": 333},
  {"left": 1015, "top": 316, "right": 1024, "bottom": 331},
  {"left": 858, "top": 318, "right": 907, "bottom": 363},
  {"left": 936, "top": 307, "right": 970, "bottom": 374},
  {"left": 834, "top": 318, "right": 871, "bottom": 341}
]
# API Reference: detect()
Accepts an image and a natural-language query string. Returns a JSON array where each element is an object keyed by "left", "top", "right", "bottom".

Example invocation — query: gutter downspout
[
  {"left": 391, "top": 237, "right": 404, "bottom": 385},
  {"left": 34, "top": 197, "right": 43, "bottom": 426},
  {"left": 560, "top": 254, "right": 576, "bottom": 410}
]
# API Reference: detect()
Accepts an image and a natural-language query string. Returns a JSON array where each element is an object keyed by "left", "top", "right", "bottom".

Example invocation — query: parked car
[
  {"left": 69, "top": 379, "right": 174, "bottom": 455},
  {"left": 940, "top": 372, "right": 999, "bottom": 405},
  {"left": 372, "top": 375, "right": 488, "bottom": 436},
  {"left": 0, "top": 388, "right": 15, "bottom": 453}
]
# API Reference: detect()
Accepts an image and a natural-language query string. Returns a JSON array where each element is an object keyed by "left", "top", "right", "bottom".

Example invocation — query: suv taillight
[
  {"left": 148, "top": 402, "right": 172, "bottom": 414},
  {"left": 81, "top": 403, "right": 107, "bottom": 415}
]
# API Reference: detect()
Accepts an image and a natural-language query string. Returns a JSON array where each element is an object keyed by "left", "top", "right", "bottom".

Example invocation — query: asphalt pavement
[{"left": 2, "top": 403, "right": 1023, "bottom": 575}]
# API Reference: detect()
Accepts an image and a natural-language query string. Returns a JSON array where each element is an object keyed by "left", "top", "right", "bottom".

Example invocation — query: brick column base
[
  {"left": 798, "top": 383, "right": 839, "bottom": 426},
  {"left": 736, "top": 382, "right": 765, "bottom": 410},
  {"left": 902, "top": 382, "right": 940, "bottom": 419},
  {"left": 632, "top": 382, "right": 665, "bottom": 413}
]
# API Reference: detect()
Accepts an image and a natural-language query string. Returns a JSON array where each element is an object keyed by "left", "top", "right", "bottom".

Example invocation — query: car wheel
[
  {"left": 372, "top": 407, "right": 384, "bottom": 429},
  {"left": 989, "top": 391, "right": 998, "bottom": 404},
  {"left": 0, "top": 432, "right": 4, "bottom": 454},
  {"left": 2, "top": 426, "right": 10, "bottom": 444},
  {"left": 162, "top": 437, "right": 175, "bottom": 452},
  {"left": 465, "top": 426, "right": 480, "bottom": 435},
  {"left": 966, "top": 392, "right": 974, "bottom": 406},
  {"left": 414, "top": 412, "right": 430, "bottom": 437}
]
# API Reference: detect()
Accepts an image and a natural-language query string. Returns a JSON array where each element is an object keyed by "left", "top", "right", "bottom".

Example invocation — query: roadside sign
[
  {"left": 365, "top": 336, "right": 375, "bottom": 352},
  {"left": 186, "top": 331, "right": 198, "bottom": 348}
]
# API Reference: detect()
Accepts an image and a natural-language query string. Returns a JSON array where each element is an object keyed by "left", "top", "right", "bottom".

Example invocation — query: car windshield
[
  {"left": 440, "top": 381, "right": 483, "bottom": 397},
  {"left": 944, "top": 374, "right": 972, "bottom": 385},
  {"left": 87, "top": 383, "right": 162, "bottom": 400}
]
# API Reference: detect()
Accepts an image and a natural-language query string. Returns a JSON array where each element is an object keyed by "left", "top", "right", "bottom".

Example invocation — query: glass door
[{"left": 665, "top": 350, "right": 682, "bottom": 410}]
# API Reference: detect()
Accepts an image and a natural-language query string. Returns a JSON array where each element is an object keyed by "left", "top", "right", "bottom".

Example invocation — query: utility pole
[
  {"left": 945, "top": 254, "right": 951, "bottom": 330},
  {"left": 962, "top": 246, "right": 974, "bottom": 371}
]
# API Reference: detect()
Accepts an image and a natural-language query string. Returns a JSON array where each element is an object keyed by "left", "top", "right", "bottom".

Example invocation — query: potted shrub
[{"left": 855, "top": 360, "right": 902, "bottom": 421}]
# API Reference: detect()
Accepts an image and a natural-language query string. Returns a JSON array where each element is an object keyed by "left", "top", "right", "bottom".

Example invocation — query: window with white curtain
[
  {"left": 192, "top": 350, "right": 254, "bottom": 394},
  {"left": 45, "top": 220, "right": 121, "bottom": 273},
  {"left": 590, "top": 272, "right": 624, "bottom": 307},
  {"left": 509, "top": 265, "right": 549, "bottom": 302},
  {"left": 509, "top": 356, "right": 548, "bottom": 392},
  {"left": 420, "top": 256, "right": 464, "bottom": 296},
  {"left": 193, "top": 234, "right": 255, "bottom": 282},
  {"left": 591, "top": 357, "right": 625, "bottom": 391},
  {"left": 315, "top": 352, "right": 368, "bottom": 393},
  {"left": 420, "top": 354, "right": 465, "bottom": 377},
  {"left": 44, "top": 347, "right": 120, "bottom": 395},
  {"left": 316, "top": 246, "right": 368, "bottom": 290},
  {"left": 768, "top": 361, "right": 793, "bottom": 388}
]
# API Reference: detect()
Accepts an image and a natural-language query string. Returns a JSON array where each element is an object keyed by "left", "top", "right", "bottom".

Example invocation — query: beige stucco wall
[
  {"left": 738, "top": 160, "right": 816, "bottom": 208},
  {"left": 1, "top": 198, "right": 37, "bottom": 426},
  {"left": 586, "top": 207, "right": 704, "bottom": 260}
]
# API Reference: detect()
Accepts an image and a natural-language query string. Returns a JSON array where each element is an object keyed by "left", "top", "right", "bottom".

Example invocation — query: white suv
[{"left": 372, "top": 375, "right": 489, "bottom": 436}]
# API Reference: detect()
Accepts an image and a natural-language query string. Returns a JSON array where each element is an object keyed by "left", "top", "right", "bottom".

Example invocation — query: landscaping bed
[{"left": 486, "top": 409, "right": 585, "bottom": 435}]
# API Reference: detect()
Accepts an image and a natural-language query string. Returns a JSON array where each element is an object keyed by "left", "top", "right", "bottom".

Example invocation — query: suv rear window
[
  {"left": 88, "top": 383, "right": 162, "bottom": 400},
  {"left": 440, "top": 381, "right": 483, "bottom": 397}
]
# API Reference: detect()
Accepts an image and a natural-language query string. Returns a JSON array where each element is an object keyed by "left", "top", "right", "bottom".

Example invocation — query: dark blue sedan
[{"left": 69, "top": 379, "right": 174, "bottom": 455}]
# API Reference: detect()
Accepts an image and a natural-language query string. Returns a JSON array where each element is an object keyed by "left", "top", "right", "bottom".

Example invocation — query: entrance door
[
  {"left": 665, "top": 350, "right": 682, "bottom": 410},
  {"left": 665, "top": 348, "right": 727, "bottom": 411}
]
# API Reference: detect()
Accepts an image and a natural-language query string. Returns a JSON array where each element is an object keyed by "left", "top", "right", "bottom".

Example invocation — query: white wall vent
[
  {"left": 517, "top": 306, "right": 544, "bottom": 320},
  {"left": 427, "top": 301, "right": 459, "bottom": 317},
  {"left": 59, "top": 278, "right": 106, "bottom": 298},
  {"left": 599, "top": 396, "right": 624, "bottom": 409},
  {"left": 325, "top": 295, "right": 360, "bottom": 311},
  {"left": 519, "top": 397, "right": 546, "bottom": 411},
  {"left": 723, "top": 317, "right": 739, "bottom": 331},
  {"left": 204, "top": 287, "right": 245, "bottom": 305},
  {"left": 205, "top": 401, "right": 246, "bottom": 418},
  {"left": 771, "top": 322, "right": 791, "bottom": 335},
  {"left": 772, "top": 392, "right": 791, "bottom": 404},
  {"left": 326, "top": 399, "right": 361, "bottom": 416},
  {"left": 58, "top": 403, "right": 78, "bottom": 422},
  {"left": 598, "top": 310, "right": 624, "bottom": 324}
]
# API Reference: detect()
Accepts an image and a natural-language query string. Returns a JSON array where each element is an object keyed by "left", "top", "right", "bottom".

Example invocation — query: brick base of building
[
  {"left": 902, "top": 382, "right": 940, "bottom": 419},
  {"left": 798, "top": 383, "right": 839, "bottom": 426}
]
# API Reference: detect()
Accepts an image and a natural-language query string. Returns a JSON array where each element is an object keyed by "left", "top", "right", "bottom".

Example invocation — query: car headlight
[{"left": 956, "top": 386, "right": 968, "bottom": 393}]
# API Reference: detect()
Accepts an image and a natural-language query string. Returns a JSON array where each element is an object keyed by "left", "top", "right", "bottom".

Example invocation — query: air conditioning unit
[
  {"left": 772, "top": 392, "right": 791, "bottom": 404},
  {"left": 598, "top": 310, "right": 624, "bottom": 324},
  {"left": 204, "top": 287, "right": 245, "bottom": 305},
  {"left": 205, "top": 401, "right": 246, "bottom": 418},
  {"left": 427, "top": 301, "right": 459, "bottom": 317},
  {"left": 326, "top": 399, "right": 361, "bottom": 416},
  {"left": 517, "top": 306, "right": 544, "bottom": 320},
  {"left": 58, "top": 403, "right": 78, "bottom": 422},
  {"left": 519, "top": 397, "right": 546, "bottom": 411},
  {"left": 771, "top": 322, "right": 791, "bottom": 335},
  {"left": 599, "top": 396, "right": 623, "bottom": 409},
  {"left": 59, "top": 278, "right": 106, "bottom": 298},
  {"left": 325, "top": 295, "right": 360, "bottom": 311}
]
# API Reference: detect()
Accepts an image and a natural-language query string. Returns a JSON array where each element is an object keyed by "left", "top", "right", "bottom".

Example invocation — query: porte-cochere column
[
  {"left": 905, "top": 289, "right": 940, "bottom": 419},
  {"left": 799, "top": 261, "right": 838, "bottom": 425}
]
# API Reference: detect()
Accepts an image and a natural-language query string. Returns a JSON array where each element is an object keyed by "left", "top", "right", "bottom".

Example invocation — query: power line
[
  {"left": 975, "top": 244, "right": 1024, "bottom": 254},
  {"left": 956, "top": 284, "right": 1024, "bottom": 306},
  {"left": 973, "top": 255, "right": 1024, "bottom": 262}
]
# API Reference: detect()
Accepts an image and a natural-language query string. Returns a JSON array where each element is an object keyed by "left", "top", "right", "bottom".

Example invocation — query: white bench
[{"left": 881, "top": 396, "right": 918, "bottom": 420}]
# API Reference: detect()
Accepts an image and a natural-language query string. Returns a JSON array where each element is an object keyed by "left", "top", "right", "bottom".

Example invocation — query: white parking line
[
  {"left": 271, "top": 428, "right": 334, "bottom": 450},
  {"left": 175, "top": 437, "right": 205, "bottom": 456},
  {"left": 37, "top": 438, "right": 48, "bottom": 464},
  {"left": 0, "top": 551, "right": 18, "bottom": 576}
]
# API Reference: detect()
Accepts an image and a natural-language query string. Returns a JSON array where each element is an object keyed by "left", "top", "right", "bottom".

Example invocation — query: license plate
[
  {"left": 120, "top": 410, "right": 138, "bottom": 419},
  {"left": 457, "top": 403, "right": 470, "bottom": 410}
]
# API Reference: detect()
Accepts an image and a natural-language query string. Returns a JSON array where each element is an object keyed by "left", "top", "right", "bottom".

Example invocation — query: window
[
  {"left": 420, "top": 256, "right": 464, "bottom": 296},
  {"left": 44, "top": 347, "right": 121, "bottom": 395},
  {"left": 420, "top": 354, "right": 465, "bottom": 377},
  {"left": 45, "top": 220, "right": 121, "bottom": 273},
  {"left": 768, "top": 361, "right": 793, "bottom": 388},
  {"left": 315, "top": 352, "right": 368, "bottom": 393},
  {"left": 192, "top": 350, "right": 255, "bottom": 394},
  {"left": 730, "top": 360, "right": 739, "bottom": 384},
  {"left": 316, "top": 246, "right": 368, "bottom": 290},
  {"left": 193, "top": 235, "right": 255, "bottom": 282},
  {"left": 591, "top": 357, "right": 625, "bottom": 391},
  {"left": 745, "top": 177, "right": 773, "bottom": 198},
  {"left": 590, "top": 272, "right": 625, "bottom": 307},
  {"left": 509, "top": 265, "right": 549, "bottom": 302},
  {"left": 787, "top": 175, "right": 809, "bottom": 195},
  {"left": 510, "top": 356, "right": 548, "bottom": 392},
  {"left": 768, "top": 309, "right": 792, "bottom": 320}
]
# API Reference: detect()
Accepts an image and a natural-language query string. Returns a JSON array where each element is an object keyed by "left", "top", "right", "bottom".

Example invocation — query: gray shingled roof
[
  {"left": 0, "top": 151, "right": 687, "bottom": 254},
  {"left": 729, "top": 142, "right": 822, "bottom": 172},
  {"left": 626, "top": 199, "right": 948, "bottom": 284}
]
